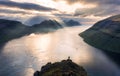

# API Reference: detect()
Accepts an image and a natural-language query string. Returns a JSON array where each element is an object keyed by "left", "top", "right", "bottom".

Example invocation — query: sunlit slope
[{"left": 80, "top": 14, "right": 120, "bottom": 53}]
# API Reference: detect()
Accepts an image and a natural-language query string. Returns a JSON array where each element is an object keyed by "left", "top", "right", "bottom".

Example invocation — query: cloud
[
  {"left": 61, "top": 0, "right": 119, "bottom": 17},
  {"left": 80, "top": 0, "right": 120, "bottom": 5},
  {"left": 0, "top": 9, "right": 29, "bottom": 14},
  {"left": 54, "top": 0, "right": 120, "bottom": 5},
  {"left": 0, "top": 0, "right": 10, "bottom": 1},
  {"left": 53, "top": 0, "right": 80, "bottom": 4},
  {"left": 53, "top": 0, "right": 120, "bottom": 18},
  {"left": 54, "top": 0, "right": 120, "bottom": 25},
  {"left": 24, "top": 16, "right": 51, "bottom": 25},
  {"left": 74, "top": 5, "right": 120, "bottom": 17},
  {"left": 0, "top": 1, "right": 56, "bottom": 11}
]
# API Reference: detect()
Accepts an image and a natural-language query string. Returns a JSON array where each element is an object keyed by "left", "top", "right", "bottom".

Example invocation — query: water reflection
[{"left": 0, "top": 25, "right": 120, "bottom": 76}]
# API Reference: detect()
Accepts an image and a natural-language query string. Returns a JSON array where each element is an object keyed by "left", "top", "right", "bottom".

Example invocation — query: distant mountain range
[
  {"left": 64, "top": 19, "right": 81, "bottom": 26},
  {"left": 0, "top": 19, "right": 82, "bottom": 45},
  {"left": 0, "top": 19, "right": 63, "bottom": 44},
  {"left": 0, "top": 19, "right": 28, "bottom": 44},
  {"left": 80, "top": 14, "right": 120, "bottom": 65}
]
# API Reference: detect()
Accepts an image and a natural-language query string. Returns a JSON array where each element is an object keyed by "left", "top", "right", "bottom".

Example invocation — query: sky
[{"left": 0, "top": 0, "right": 120, "bottom": 25}]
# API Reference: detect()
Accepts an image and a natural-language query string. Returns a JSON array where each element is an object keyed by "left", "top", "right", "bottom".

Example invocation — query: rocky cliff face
[{"left": 34, "top": 59, "right": 87, "bottom": 76}]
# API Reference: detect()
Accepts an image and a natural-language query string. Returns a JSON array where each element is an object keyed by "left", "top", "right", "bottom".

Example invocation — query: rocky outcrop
[{"left": 34, "top": 59, "right": 87, "bottom": 76}]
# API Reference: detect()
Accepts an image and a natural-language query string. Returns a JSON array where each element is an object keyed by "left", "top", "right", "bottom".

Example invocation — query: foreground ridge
[{"left": 34, "top": 58, "right": 87, "bottom": 76}]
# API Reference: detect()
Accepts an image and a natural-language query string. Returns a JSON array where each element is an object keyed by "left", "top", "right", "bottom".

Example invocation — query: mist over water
[{"left": 0, "top": 25, "right": 120, "bottom": 76}]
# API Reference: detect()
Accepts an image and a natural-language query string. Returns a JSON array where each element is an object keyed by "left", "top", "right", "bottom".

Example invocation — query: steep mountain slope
[
  {"left": 80, "top": 14, "right": 120, "bottom": 65},
  {"left": 0, "top": 19, "right": 29, "bottom": 44},
  {"left": 80, "top": 14, "right": 120, "bottom": 53}
]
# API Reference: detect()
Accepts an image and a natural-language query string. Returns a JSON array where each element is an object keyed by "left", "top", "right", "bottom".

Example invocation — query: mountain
[
  {"left": 0, "top": 19, "right": 63, "bottom": 45},
  {"left": 80, "top": 14, "right": 120, "bottom": 65},
  {"left": 34, "top": 58, "right": 87, "bottom": 76},
  {"left": 0, "top": 19, "right": 29, "bottom": 44},
  {"left": 32, "top": 20, "right": 63, "bottom": 33},
  {"left": 64, "top": 20, "right": 81, "bottom": 26}
]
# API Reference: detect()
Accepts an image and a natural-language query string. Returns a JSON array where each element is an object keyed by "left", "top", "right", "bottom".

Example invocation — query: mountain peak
[{"left": 33, "top": 19, "right": 63, "bottom": 29}]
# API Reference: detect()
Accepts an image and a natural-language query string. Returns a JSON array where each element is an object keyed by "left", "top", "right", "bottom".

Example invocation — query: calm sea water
[{"left": 0, "top": 25, "right": 120, "bottom": 76}]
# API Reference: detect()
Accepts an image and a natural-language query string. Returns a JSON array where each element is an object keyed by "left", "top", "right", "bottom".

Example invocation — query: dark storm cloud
[
  {"left": 0, "top": 1, "right": 56, "bottom": 11},
  {"left": 0, "top": 9, "right": 29, "bottom": 14}
]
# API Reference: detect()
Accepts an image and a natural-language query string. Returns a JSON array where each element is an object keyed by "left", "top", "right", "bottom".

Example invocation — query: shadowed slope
[{"left": 80, "top": 14, "right": 120, "bottom": 65}]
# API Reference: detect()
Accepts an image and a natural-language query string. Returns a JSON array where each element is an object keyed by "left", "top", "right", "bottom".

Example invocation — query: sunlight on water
[
  {"left": 26, "top": 33, "right": 52, "bottom": 52},
  {"left": 1, "top": 25, "right": 120, "bottom": 76}
]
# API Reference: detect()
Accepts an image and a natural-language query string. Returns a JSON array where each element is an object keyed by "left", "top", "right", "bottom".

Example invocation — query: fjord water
[{"left": 0, "top": 25, "right": 120, "bottom": 76}]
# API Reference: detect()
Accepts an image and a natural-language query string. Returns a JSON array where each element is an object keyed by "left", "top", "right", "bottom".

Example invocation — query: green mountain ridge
[
  {"left": 80, "top": 14, "right": 120, "bottom": 53},
  {"left": 0, "top": 19, "right": 63, "bottom": 45},
  {"left": 80, "top": 14, "right": 120, "bottom": 65}
]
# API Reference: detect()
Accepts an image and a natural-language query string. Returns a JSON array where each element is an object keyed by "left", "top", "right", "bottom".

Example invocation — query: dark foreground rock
[{"left": 34, "top": 59, "right": 87, "bottom": 76}]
